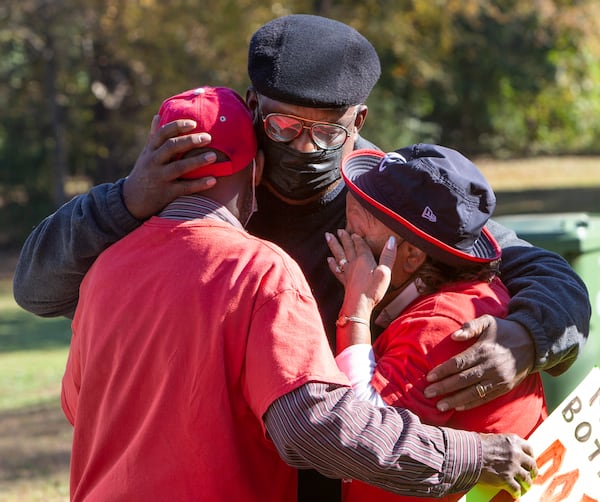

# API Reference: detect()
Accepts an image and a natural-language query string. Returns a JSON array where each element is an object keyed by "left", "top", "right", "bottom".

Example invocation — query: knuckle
[
  {"left": 472, "top": 366, "right": 486, "bottom": 380},
  {"left": 454, "top": 354, "right": 470, "bottom": 371},
  {"left": 456, "top": 368, "right": 471, "bottom": 383},
  {"left": 480, "top": 313, "right": 494, "bottom": 323},
  {"left": 460, "top": 320, "right": 474, "bottom": 332}
]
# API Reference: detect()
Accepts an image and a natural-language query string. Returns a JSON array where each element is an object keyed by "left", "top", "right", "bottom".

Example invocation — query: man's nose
[{"left": 289, "top": 127, "right": 319, "bottom": 153}]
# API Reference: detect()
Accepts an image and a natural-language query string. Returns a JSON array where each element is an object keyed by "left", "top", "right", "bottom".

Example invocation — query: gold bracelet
[{"left": 335, "top": 315, "right": 369, "bottom": 327}]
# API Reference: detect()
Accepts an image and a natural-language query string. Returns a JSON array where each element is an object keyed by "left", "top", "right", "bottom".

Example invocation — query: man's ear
[
  {"left": 403, "top": 243, "right": 427, "bottom": 273},
  {"left": 254, "top": 150, "right": 264, "bottom": 186},
  {"left": 246, "top": 87, "right": 258, "bottom": 113},
  {"left": 353, "top": 105, "right": 368, "bottom": 133}
]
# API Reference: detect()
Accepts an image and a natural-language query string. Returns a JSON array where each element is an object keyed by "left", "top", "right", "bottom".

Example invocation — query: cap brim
[{"left": 341, "top": 149, "right": 501, "bottom": 267}]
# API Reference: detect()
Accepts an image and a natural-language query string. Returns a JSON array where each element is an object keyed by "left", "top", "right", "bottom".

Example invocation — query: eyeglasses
[{"left": 257, "top": 97, "right": 354, "bottom": 151}]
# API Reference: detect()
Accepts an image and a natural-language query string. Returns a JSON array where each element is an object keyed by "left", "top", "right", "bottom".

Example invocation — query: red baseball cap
[{"left": 158, "top": 86, "right": 257, "bottom": 178}]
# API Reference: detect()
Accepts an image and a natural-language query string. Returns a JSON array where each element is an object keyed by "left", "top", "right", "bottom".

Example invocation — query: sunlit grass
[
  {"left": 0, "top": 349, "right": 68, "bottom": 411},
  {"left": 476, "top": 155, "right": 600, "bottom": 191},
  {"left": 0, "top": 275, "right": 72, "bottom": 501},
  {"left": 0, "top": 479, "right": 70, "bottom": 502}
]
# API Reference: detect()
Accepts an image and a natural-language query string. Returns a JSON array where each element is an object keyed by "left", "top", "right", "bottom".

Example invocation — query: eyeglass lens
[{"left": 264, "top": 114, "right": 349, "bottom": 150}]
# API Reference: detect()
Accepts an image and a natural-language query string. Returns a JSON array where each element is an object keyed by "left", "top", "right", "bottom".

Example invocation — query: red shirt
[
  {"left": 62, "top": 217, "right": 349, "bottom": 502},
  {"left": 344, "top": 278, "right": 547, "bottom": 502}
]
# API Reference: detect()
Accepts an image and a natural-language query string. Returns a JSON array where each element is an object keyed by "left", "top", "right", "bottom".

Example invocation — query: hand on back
[{"left": 425, "top": 316, "right": 535, "bottom": 411}]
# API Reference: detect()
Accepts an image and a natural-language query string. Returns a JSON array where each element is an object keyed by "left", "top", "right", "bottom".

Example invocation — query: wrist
[
  {"left": 335, "top": 315, "right": 370, "bottom": 327},
  {"left": 122, "top": 176, "right": 143, "bottom": 220},
  {"left": 499, "top": 317, "right": 535, "bottom": 375},
  {"left": 335, "top": 313, "right": 372, "bottom": 354},
  {"left": 338, "top": 299, "right": 373, "bottom": 322},
  {"left": 112, "top": 179, "right": 145, "bottom": 229}
]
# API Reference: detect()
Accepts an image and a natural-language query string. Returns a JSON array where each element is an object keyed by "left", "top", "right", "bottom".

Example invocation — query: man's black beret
[{"left": 248, "top": 14, "right": 381, "bottom": 108}]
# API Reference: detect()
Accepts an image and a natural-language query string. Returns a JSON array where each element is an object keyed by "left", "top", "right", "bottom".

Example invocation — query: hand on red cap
[{"left": 123, "top": 115, "right": 218, "bottom": 220}]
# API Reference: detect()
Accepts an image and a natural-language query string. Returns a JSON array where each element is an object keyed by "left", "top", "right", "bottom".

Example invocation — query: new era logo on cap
[{"left": 421, "top": 206, "right": 437, "bottom": 223}]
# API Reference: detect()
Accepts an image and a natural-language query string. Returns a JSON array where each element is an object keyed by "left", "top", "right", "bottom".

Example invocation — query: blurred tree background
[{"left": 1, "top": 0, "right": 600, "bottom": 248}]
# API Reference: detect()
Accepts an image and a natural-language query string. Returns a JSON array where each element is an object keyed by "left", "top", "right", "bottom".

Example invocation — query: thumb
[
  {"left": 451, "top": 315, "right": 493, "bottom": 341},
  {"left": 150, "top": 114, "right": 161, "bottom": 135}
]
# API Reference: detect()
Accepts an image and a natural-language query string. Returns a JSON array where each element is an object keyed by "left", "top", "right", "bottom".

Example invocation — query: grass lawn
[
  {"left": 0, "top": 259, "right": 72, "bottom": 502},
  {"left": 475, "top": 155, "right": 600, "bottom": 191}
]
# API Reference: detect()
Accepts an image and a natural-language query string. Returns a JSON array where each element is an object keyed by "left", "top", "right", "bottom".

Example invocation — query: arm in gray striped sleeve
[{"left": 264, "top": 381, "right": 481, "bottom": 498}]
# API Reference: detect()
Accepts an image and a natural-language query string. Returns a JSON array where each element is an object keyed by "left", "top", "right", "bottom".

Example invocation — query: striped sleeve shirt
[{"left": 264, "top": 382, "right": 481, "bottom": 498}]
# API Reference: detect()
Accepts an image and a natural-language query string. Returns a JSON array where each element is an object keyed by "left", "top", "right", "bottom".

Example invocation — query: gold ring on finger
[{"left": 476, "top": 383, "right": 487, "bottom": 399}]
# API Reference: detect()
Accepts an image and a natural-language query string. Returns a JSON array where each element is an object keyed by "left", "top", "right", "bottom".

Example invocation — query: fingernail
[
  {"left": 386, "top": 236, "right": 396, "bottom": 249},
  {"left": 191, "top": 133, "right": 210, "bottom": 144},
  {"left": 437, "top": 401, "right": 449, "bottom": 412},
  {"left": 325, "top": 232, "right": 332, "bottom": 242},
  {"left": 424, "top": 387, "right": 436, "bottom": 398},
  {"left": 203, "top": 152, "right": 217, "bottom": 162},
  {"left": 182, "top": 120, "right": 196, "bottom": 128}
]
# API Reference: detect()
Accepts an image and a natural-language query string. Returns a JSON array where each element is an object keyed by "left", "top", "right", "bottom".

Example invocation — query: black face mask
[{"left": 257, "top": 126, "right": 343, "bottom": 201}]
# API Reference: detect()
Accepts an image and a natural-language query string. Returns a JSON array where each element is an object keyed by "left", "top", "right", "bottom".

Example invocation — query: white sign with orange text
[{"left": 462, "top": 366, "right": 599, "bottom": 501}]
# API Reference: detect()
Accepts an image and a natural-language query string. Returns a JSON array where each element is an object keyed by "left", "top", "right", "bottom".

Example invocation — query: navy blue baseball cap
[{"left": 341, "top": 144, "right": 501, "bottom": 267}]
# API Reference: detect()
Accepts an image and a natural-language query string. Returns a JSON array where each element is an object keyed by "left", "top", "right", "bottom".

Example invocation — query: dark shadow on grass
[
  {"left": 0, "top": 309, "right": 71, "bottom": 353},
  {"left": 0, "top": 401, "right": 71, "bottom": 483}
]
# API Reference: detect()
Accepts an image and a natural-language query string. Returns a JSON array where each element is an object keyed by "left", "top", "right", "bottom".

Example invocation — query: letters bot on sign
[{"left": 462, "top": 366, "right": 600, "bottom": 501}]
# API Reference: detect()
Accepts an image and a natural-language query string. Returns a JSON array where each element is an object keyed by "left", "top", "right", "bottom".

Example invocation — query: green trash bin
[{"left": 495, "top": 212, "right": 600, "bottom": 411}]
